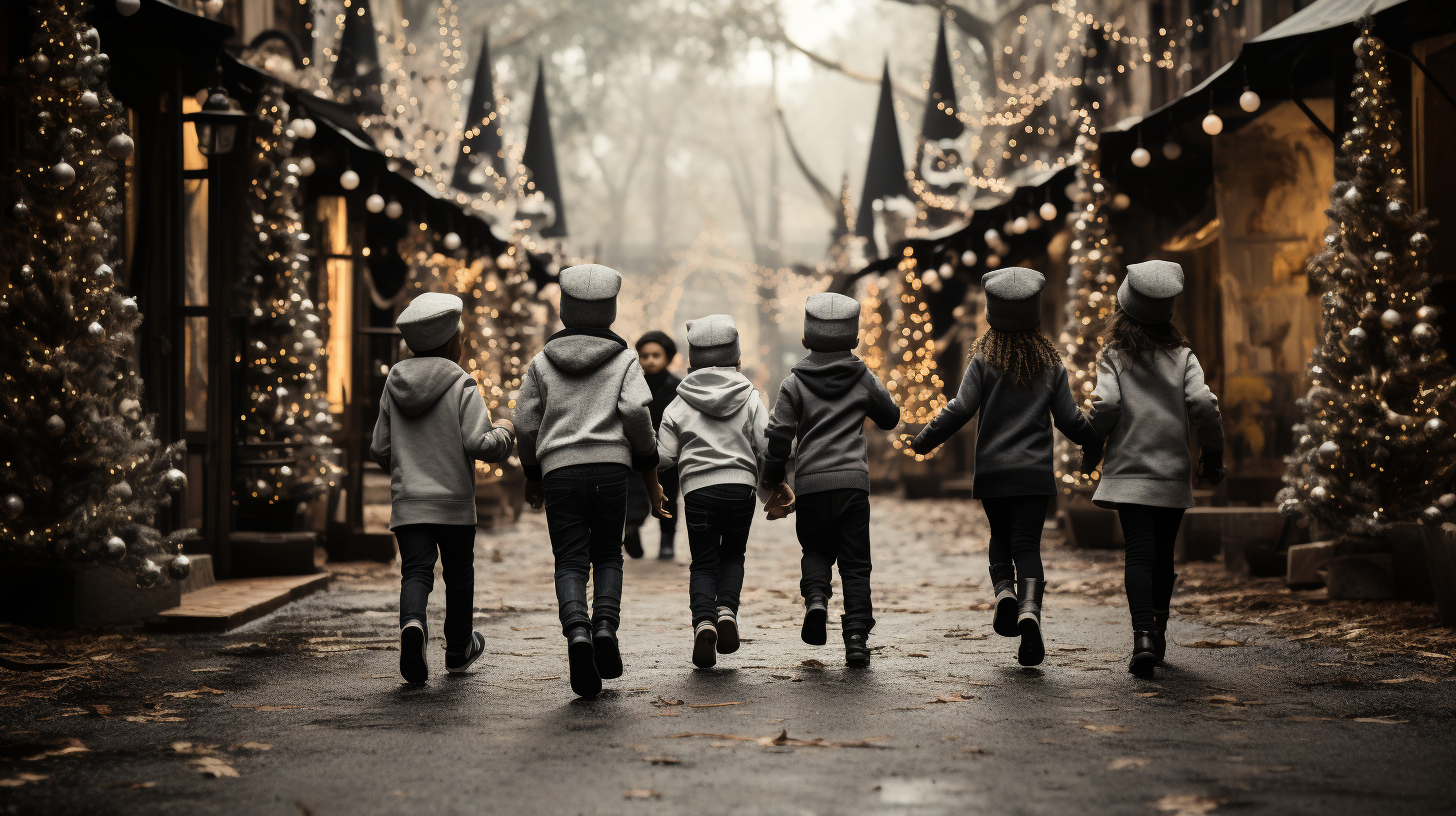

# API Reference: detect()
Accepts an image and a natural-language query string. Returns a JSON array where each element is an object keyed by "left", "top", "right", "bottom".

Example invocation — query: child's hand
[
  {"left": 493, "top": 418, "right": 514, "bottom": 434},
  {"left": 1198, "top": 450, "right": 1225, "bottom": 486},
  {"left": 524, "top": 480, "right": 544, "bottom": 510},
  {"left": 648, "top": 482, "right": 672, "bottom": 519},
  {"left": 764, "top": 483, "right": 795, "bottom": 520},
  {"left": 1078, "top": 440, "right": 1104, "bottom": 474}
]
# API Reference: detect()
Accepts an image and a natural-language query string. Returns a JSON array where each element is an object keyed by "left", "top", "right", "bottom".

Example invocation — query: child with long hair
[
  {"left": 1082, "top": 260, "right": 1224, "bottom": 676},
  {"left": 912, "top": 268, "right": 1101, "bottom": 666}
]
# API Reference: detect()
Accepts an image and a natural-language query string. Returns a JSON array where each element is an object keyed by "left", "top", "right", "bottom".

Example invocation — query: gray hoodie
[
  {"left": 369, "top": 357, "right": 516, "bottom": 529},
  {"left": 1090, "top": 347, "right": 1223, "bottom": 509},
  {"left": 513, "top": 328, "right": 658, "bottom": 480},
  {"left": 658, "top": 368, "right": 770, "bottom": 498},
  {"left": 763, "top": 351, "right": 900, "bottom": 495}
]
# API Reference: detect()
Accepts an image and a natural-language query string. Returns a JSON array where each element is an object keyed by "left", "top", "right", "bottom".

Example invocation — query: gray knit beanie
[
  {"left": 1118, "top": 260, "right": 1184, "bottom": 323},
  {"left": 559, "top": 264, "right": 622, "bottom": 328},
  {"left": 686, "top": 314, "right": 740, "bottom": 368},
  {"left": 396, "top": 292, "right": 464, "bottom": 353},
  {"left": 803, "top": 292, "right": 860, "bottom": 352},
  {"left": 982, "top": 267, "right": 1044, "bottom": 331}
]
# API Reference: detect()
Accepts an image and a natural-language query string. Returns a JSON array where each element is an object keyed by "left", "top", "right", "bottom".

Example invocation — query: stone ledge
[{"left": 148, "top": 573, "right": 330, "bottom": 632}]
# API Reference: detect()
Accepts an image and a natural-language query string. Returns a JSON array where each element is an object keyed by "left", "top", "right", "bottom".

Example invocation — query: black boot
[
  {"left": 566, "top": 625, "right": 601, "bottom": 698},
  {"left": 1016, "top": 578, "right": 1047, "bottom": 667},
  {"left": 1128, "top": 630, "right": 1158, "bottom": 676},
  {"left": 657, "top": 528, "right": 676, "bottom": 560},
  {"left": 1151, "top": 572, "right": 1177, "bottom": 664},
  {"left": 623, "top": 527, "right": 644, "bottom": 559},
  {"left": 801, "top": 596, "right": 828, "bottom": 646},
  {"left": 843, "top": 627, "right": 870, "bottom": 667},
  {"left": 592, "top": 618, "right": 622, "bottom": 679},
  {"left": 990, "top": 563, "right": 1017, "bottom": 637}
]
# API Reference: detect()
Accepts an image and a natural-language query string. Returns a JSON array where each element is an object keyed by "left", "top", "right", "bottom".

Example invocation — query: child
[
  {"left": 1082, "top": 260, "right": 1223, "bottom": 676},
  {"left": 911, "top": 268, "right": 1101, "bottom": 667},
  {"left": 656, "top": 315, "right": 771, "bottom": 668},
  {"left": 762, "top": 292, "right": 899, "bottom": 667},
  {"left": 369, "top": 292, "right": 517, "bottom": 684},
  {"left": 625, "top": 330, "right": 682, "bottom": 560},
  {"left": 514, "top": 264, "right": 668, "bottom": 698}
]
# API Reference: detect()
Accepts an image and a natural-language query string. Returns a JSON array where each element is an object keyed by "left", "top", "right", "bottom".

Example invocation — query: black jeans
[
  {"left": 796, "top": 488, "right": 874, "bottom": 633},
  {"left": 627, "top": 466, "right": 679, "bottom": 546},
  {"left": 543, "top": 463, "right": 630, "bottom": 635},
  {"left": 981, "top": 495, "right": 1049, "bottom": 581},
  {"left": 684, "top": 484, "right": 755, "bottom": 625},
  {"left": 1117, "top": 504, "right": 1186, "bottom": 629},
  {"left": 396, "top": 523, "right": 477, "bottom": 650}
]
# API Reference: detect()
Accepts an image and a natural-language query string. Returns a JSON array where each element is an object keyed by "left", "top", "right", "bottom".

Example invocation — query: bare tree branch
[
  {"left": 778, "top": 32, "right": 925, "bottom": 104},
  {"left": 773, "top": 107, "right": 839, "bottom": 217}
]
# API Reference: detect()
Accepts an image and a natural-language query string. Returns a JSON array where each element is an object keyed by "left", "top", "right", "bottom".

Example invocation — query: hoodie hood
[
  {"left": 387, "top": 357, "right": 468, "bottom": 417},
  {"left": 676, "top": 368, "right": 754, "bottom": 418},
  {"left": 792, "top": 351, "right": 866, "bottom": 399},
  {"left": 542, "top": 331, "right": 628, "bottom": 375}
]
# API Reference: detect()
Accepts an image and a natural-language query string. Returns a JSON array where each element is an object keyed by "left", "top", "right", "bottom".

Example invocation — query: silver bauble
[
  {"left": 44, "top": 415, "right": 66, "bottom": 437},
  {"left": 120, "top": 297, "right": 137, "bottom": 315},
  {"left": 105, "top": 536, "right": 127, "bottom": 559},
  {"left": 116, "top": 0, "right": 141, "bottom": 15},
  {"left": 3, "top": 493, "right": 22, "bottom": 519},
  {"left": 50, "top": 162, "right": 76, "bottom": 186},
  {"left": 88, "top": 321, "right": 105, "bottom": 339},
  {"left": 1373, "top": 250, "right": 1394, "bottom": 265},
  {"left": 81, "top": 90, "right": 100, "bottom": 110},
  {"left": 1425, "top": 418, "right": 1449, "bottom": 436},
  {"left": 384, "top": 200, "right": 403, "bottom": 219},
  {"left": 106, "top": 133, "right": 135, "bottom": 160},
  {"left": 1380, "top": 309, "right": 1402, "bottom": 329},
  {"left": 297, "top": 156, "right": 316, "bottom": 176},
  {"left": 1162, "top": 141, "right": 1182, "bottom": 160},
  {"left": 1410, "top": 232, "right": 1431, "bottom": 252},
  {"left": 1412, "top": 323, "right": 1438, "bottom": 347},
  {"left": 137, "top": 560, "right": 163, "bottom": 587},
  {"left": 11, "top": 201, "right": 29, "bottom": 221},
  {"left": 1422, "top": 506, "right": 1445, "bottom": 526},
  {"left": 1371, "top": 446, "right": 1391, "bottom": 464},
  {"left": 1440, "top": 493, "right": 1456, "bottom": 509},
  {"left": 110, "top": 480, "right": 134, "bottom": 501},
  {"left": 1418, "top": 305, "right": 1440, "bottom": 322},
  {"left": 31, "top": 52, "right": 51, "bottom": 74},
  {"left": 1386, "top": 199, "right": 1409, "bottom": 220},
  {"left": 1316, "top": 440, "right": 1339, "bottom": 463},
  {"left": 119, "top": 397, "right": 141, "bottom": 420},
  {"left": 168, "top": 554, "right": 192, "bottom": 581},
  {"left": 163, "top": 468, "right": 188, "bottom": 492},
  {"left": 1344, "top": 326, "right": 1369, "bottom": 350},
  {"left": 1343, "top": 186, "right": 1361, "bottom": 205},
  {"left": 1309, "top": 486, "right": 1330, "bottom": 502},
  {"left": 81, "top": 27, "right": 100, "bottom": 50}
]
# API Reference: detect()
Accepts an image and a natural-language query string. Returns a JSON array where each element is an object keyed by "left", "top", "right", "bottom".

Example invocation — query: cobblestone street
[{"left": 3, "top": 497, "right": 1454, "bottom": 815}]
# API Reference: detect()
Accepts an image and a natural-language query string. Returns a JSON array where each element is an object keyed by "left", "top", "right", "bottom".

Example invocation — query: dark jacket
[
  {"left": 912, "top": 356, "right": 1098, "bottom": 498},
  {"left": 644, "top": 369, "right": 682, "bottom": 429},
  {"left": 762, "top": 351, "right": 900, "bottom": 495}
]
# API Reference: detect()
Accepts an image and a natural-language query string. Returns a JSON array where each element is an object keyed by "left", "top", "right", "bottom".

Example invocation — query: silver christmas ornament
[
  {"left": 119, "top": 397, "right": 141, "bottom": 420},
  {"left": 10, "top": 201, "right": 29, "bottom": 221},
  {"left": 1410, "top": 232, "right": 1431, "bottom": 252},
  {"left": 163, "top": 468, "right": 188, "bottom": 492},
  {"left": 105, "top": 536, "right": 127, "bottom": 559},
  {"left": 110, "top": 480, "right": 133, "bottom": 500},
  {"left": 3, "top": 493, "right": 22, "bottom": 519},
  {"left": 1374, "top": 250, "right": 1393, "bottom": 264},
  {"left": 116, "top": 0, "right": 141, "bottom": 15},
  {"left": 442, "top": 232, "right": 462, "bottom": 251},
  {"left": 384, "top": 200, "right": 403, "bottom": 219},
  {"left": 1316, "top": 440, "right": 1339, "bottom": 463},
  {"left": 297, "top": 157, "right": 316, "bottom": 176},
  {"left": 1425, "top": 418, "right": 1449, "bottom": 436},
  {"left": 1440, "top": 493, "right": 1456, "bottom": 509},
  {"left": 106, "top": 133, "right": 135, "bottom": 160},
  {"left": 1130, "top": 147, "right": 1151, "bottom": 168},
  {"left": 120, "top": 297, "right": 138, "bottom": 315},
  {"left": 1239, "top": 89, "right": 1261, "bottom": 112},
  {"left": 1344, "top": 326, "right": 1369, "bottom": 350},
  {"left": 1380, "top": 309, "right": 1402, "bottom": 329},
  {"left": 81, "top": 90, "right": 100, "bottom": 110},
  {"left": 137, "top": 559, "right": 163, "bottom": 587},
  {"left": 88, "top": 321, "right": 105, "bottom": 339},
  {"left": 1422, "top": 506, "right": 1444, "bottom": 526},
  {"left": 50, "top": 161, "right": 76, "bottom": 186},
  {"left": 1162, "top": 141, "right": 1182, "bottom": 160},
  {"left": 365, "top": 194, "right": 385, "bottom": 213},
  {"left": 169, "top": 554, "right": 192, "bottom": 581},
  {"left": 1309, "top": 486, "right": 1330, "bottom": 502},
  {"left": 1412, "top": 323, "right": 1438, "bottom": 347},
  {"left": 31, "top": 52, "right": 51, "bottom": 74},
  {"left": 1342, "top": 186, "right": 1361, "bottom": 205},
  {"left": 1418, "top": 305, "right": 1440, "bottom": 322},
  {"left": 44, "top": 415, "right": 66, "bottom": 437}
]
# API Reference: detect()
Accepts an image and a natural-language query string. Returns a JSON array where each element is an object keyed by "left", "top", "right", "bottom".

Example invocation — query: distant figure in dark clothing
[
  {"left": 912, "top": 267, "right": 1100, "bottom": 668},
  {"left": 625, "top": 330, "right": 682, "bottom": 560}
]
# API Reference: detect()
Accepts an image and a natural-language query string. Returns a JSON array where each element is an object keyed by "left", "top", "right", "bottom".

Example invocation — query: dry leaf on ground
[
  {"left": 644, "top": 757, "right": 679, "bottom": 765},
  {"left": 800, "top": 659, "right": 825, "bottom": 669},
  {"left": 1083, "top": 724, "right": 1130, "bottom": 733},
  {"left": 623, "top": 789, "right": 661, "bottom": 799},
  {"left": 1183, "top": 639, "right": 1243, "bottom": 648},
  {"left": 0, "top": 773, "right": 48, "bottom": 787},
  {"left": 651, "top": 697, "right": 684, "bottom": 708},
  {"left": 24, "top": 739, "right": 88, "bottom": 761},
  {"left": 1152, "top": 794, "right": 1220, "bottom": 815},
  {"left": 669, "top": 729, "right": 890, "bottom": 749},
  {"left": 163, "top": 687, "right": 225, "bottom": 699},
  {"left": 1108, "top": 757, "right": 1151, "bottom": 770},
  {"left": 1353, "top": 715, "right": 1409, "bottom": 724},
  {"left": 926, "top": 693, "right": 977, "bottom": 704},
  {"left": 190, "top": 756, "right": 240, "bottom": 778}
]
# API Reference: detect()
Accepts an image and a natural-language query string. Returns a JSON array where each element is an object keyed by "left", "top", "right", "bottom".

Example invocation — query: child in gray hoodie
[
  {"left": 514, "top": 264, "right": 667, "bottom": 698},
  {"left": 762, "top": 293, "right": 900, "bottom": 666},
  {"left": 369, "top": 292, "right": 517, "bottom": 684},
  {"left": 657, "top": 315, "right": 772, "bottom": 668}
]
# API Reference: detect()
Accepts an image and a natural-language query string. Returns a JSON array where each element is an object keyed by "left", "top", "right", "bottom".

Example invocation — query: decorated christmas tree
[
  {"left": 235, "top": 83, "right": 342, "bottom": 521},
  {"left": 1278, "top": 23, "right": 1456, "bottom": 540},
  {"left": 1055, "top": 137, "right": 1121, "bottom": 499},
  {"left": 0, "top": 0, "right": 190, "bottom": 584}
]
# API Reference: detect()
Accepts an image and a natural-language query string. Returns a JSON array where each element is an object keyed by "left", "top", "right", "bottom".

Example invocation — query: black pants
[
  {"left": 796, "top": 488, "right": 874, "bottom": 633},
  {"left": 684, "top": 484, "right": 755, "bottom": 626},
  {"left": 981, "top": 495, "right": 1049, "bottom": 581},
  {"left": 627, "top": 466, "right": 679, "bottom": 548},
  {"left": 543, "top": 463, "right": 629, "bottom": 635},
  {"left": 396, "top": 523, "right": 477, "bottom": 650},
  {"left": 1117, "top": 504, "right": 1186, "bottom": 629}
]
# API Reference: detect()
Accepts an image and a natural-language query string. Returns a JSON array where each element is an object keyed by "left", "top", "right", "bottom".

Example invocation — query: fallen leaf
[
  {"left": 91, "top": 705, "right": 112, "bottom": 716},
  {"left": 1152, "top": 794, "right": 1220, "bottom": 815},
  {"left": 668, "top": 729, "right": 890, "bottom": 749},
  {"left": 190, "top": 756, "right": 240, "bottom": 778},
  {"left": 925, "top": 693, "right": 977, "bottom": 704},
  {"left": 651, "top": 697, "right": 684, "bottom": 708},
  {"left": 24, "top": 738, "right": 88, "bottom": 760},
  {"left": 1108, "top": 757, "right": 1151, "bottom": 770},
  {"left": 905, "top": 653, "right": 929, "bottom": 658},
  {"left": 1083, "top": 724, "right": 1130, "bottom": 733},
  {"left": 686, "top": 702, "right": 741, "bottom": 708},
  {"left": 0, "top": 773, "right": 48, "bottom": 787},
  {"left": 1135, "top": 692, "right": 1160, "bottom": 698},
  {"left": 1198, "top": 695, "right": 1240, "bottom": 706},
  {"left": 163, "top": 687, "right": 225, "bottom": 699},
  {"left": 191, "top": 668, "right": 224, "bottom": 673},
  {"left": 644, "top": 757, "right": 679, "bottom": 765},
  {"left": 98, "top": 781, "right": 156, "bottom": 789},
  {"left": 1183, "top": 639, "right": 1243, "bottom": 649},
  {"left": 800, "top": 659, "right": 825, "bottom": 670},
  {"left": 1057, "top": 646, "right": 1089, "bottom": 652},
  {"left": 230, "top": 705, "right": 304, "bottom": 712},
  {"left": 623, "top": 789, "right": 661, "bottom": 799},
  {"left": 235, "top": 742, "right": 271, "bottom": 751},
  {"left": 1353, "top": 715, "right": 1409, "bottom": 724}
]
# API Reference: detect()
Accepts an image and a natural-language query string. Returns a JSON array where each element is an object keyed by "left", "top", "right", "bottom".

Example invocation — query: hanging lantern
[
  {"left": 183, "top": 86, "right": 246, "bottom": 157},
  {"left": 960, "top": 249, "right": 978, "bottom": 267},
  {"left": 1162, "top": 141, "right": 1182, "bottom": 160},
  {"left": 384, "top": 200, "right": 403, "bottom": 219},
  {"left": 1113, "top": 193, "right": 1131, "bottom": 211},
  {"left": 1239, "top": 89, "right": 1261, "bottom": 113},
  {"left": 365, "top": 194, "right": 385, "bottom": 214},
  {"left": 291, "top": 118, "right": 317, "bottom": 140},
  {"left": 442, "top": 232, "right": 462, "bottom": 251},
  {"left": 1202, "top": 112, "right": 1224, "bottom": 136},
  {"left": 297, "top": 157, "right": 316, "bottom": 177},
  {"left": 1130, "top": 147, "right": 1151, "bottom": 168},
  {"left": 1012, "top": 217, "right": 1029, "bottom": 234},
  {"left": 339, "top": 169, "right": 360, "bottom": 191},
  {"left": 1039, "top": 201, "right": 1057, "bottom": 221}
]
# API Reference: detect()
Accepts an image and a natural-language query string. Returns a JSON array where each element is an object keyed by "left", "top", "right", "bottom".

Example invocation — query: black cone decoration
[
  {"left": 922, "top": 18, "right": 963, "bottom": 141},
  {"left": 332, "top": 0, "right": 384, "bottom": 114},
  {"left": 451, "top": 30, "right": 506, "bottom": 193},
  {"left": 854, "top": 61, "right": 909, "bottom": 243},
  {"left": 521, "top": 58, "right": 567, "bottom": 237}
]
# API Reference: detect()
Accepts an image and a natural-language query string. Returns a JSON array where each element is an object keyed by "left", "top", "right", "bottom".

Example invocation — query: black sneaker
[
  {"left": 715, "top": 607, "right": 739, "bottom": 654},
  {"left": 624, "top": 529, "right": 644, "bottom": 559},
  {"left": 657, "top": 541, "right": 675, "bottom": 560},
  {"left": 692, "top": 621, "right": 718, "bottom": 668},
  {"left": 801, "top": 597, "right": 828, "bottom": 646},
  {"left": 592, "top": 619, "right": 623, "bottom": 679},
  {"left": 567, "top": 626, "right": 602, "bottom": 698},
  {"left": 400, "top": 620, "right": 428, "bottom": 684},
  {"left": 445, "top": 631, "right": 486, "bottom": 675},
  {"left": 844, "top": 628, "right": 870, "bottom": 667}
]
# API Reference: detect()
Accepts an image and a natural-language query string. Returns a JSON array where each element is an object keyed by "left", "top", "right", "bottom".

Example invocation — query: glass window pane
[
  {"left": 184, "top": 316, "right": 209, "bottom": 431},
  {"left": 183, "top": 177, "right": 208, "bottom": 306},
  {"left": 183, "top": 451, "right": 205, "bottom": 532},
  {"left": 181, "top": 95, "right": 208, "bottom": 172},
  {"left": 317, "top": 196, "right": 352, "bottom": 413}
]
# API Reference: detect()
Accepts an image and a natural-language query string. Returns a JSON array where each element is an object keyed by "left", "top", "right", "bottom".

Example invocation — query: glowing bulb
[
  {"left": 365, "top": 194, "right": 385, "bottom": 213},
  {"left": 1162, "top": 141, "right": 1182, "bottom": 160},
  {"left": 1039, "top": 201, "right": 1057, "bottom": 220},
  {"left": 1130, "top": 146, "right": 1151, "bottom": 167},
  {"left": 340, "top": 169, "right": 360, "bottom": 190},
  {"left": 1202, "top": 112, "right": 1224, "bottom": 135},
  {"left": 1239, "top": 89, "right": 1261, "bottom": 113},
  {"left": 384, "top": 200, "right": 403, "bottom": 219},
  {"left": 960, "top": 250, "right": 978, "bottom": 267},
  {"left": 442, "top": 232, "right": 462, "bottom": 251}
]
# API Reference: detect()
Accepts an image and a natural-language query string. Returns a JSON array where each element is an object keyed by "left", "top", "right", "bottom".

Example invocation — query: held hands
[
  {"left": 1078, "top": 440, "right": 1104, "bottom": 475},
  {"left": 524, "top": 480, "right": 544, "bottom": 510},
  {"left": 1198, "top": 450, "right": 1226, "bottom": 486},
  {"left": 492, "top": 418, "right": 514, "bottom": 435},
  {"left": 764, "top": 483, "right": 795, "bottom": 520},
  {"left": 643, "top": 468, "right": 672, "bottom": 520}
]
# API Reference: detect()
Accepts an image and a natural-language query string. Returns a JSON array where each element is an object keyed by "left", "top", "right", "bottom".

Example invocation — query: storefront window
[
  {"left": 184, "top": 316, "right": 209, "bottom": 432},
  {"left": 318, "top": 196, "right": 353, "bottom": 413},
  {"left": 182, "top": 95, "right": 209, "bottom": 307}
]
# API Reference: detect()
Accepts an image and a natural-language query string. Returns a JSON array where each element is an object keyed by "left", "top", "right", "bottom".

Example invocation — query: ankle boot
[
  {"left": 990, "top": 563, "right": 1018, "bottom": 637},
  {"left": 801, "top": 596, "right": 828, "bottom": 646},
  {"left": 1016, "top": 578, "right": 1047, "bottom": 667},
  {"left": 592, "top": 618, "right": 622, "bottom": 679},
  {"left": 1128, "top": 630, "right": 1158, "bottom": 676},
  {"left": 843, "top": 627, "right": 870, "bottom": 667},
  {"left": 566, "top": 625, "right": 601, "bottom": 698}
]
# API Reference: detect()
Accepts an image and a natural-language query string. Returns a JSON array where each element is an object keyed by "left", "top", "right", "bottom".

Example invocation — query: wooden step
[{"left": 148, "top": 573, "right": 330, "bottom": 632}]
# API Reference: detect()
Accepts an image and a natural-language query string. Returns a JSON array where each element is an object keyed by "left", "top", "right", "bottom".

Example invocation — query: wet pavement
[{"left": 2, "top": 497, "right": 1455, "bottom": 815}]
